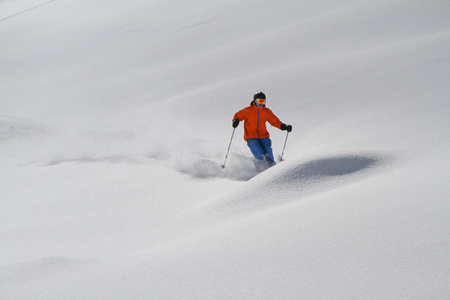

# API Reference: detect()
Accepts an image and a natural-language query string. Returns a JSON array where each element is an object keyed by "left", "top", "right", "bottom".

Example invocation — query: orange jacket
[{"left": 233, "top": 102, "right": 283, "bottom": 141}]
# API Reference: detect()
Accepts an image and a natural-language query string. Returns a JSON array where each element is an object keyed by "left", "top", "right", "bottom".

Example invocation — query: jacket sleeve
[
  {"left": 233, "top": 108, "right": 248, "bottom": 121},
  {"left": 267, "top": 109, "right": 283, "bottom": 129}
]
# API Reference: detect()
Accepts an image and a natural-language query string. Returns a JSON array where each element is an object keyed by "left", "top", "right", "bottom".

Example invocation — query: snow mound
[{"left": 201, "top": 152, "right": 391, "bottom": 221}]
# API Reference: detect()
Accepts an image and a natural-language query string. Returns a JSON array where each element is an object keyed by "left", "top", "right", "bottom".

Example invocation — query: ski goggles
[{"left": 255, "top": 98, "right": 266, "bottom": 105}]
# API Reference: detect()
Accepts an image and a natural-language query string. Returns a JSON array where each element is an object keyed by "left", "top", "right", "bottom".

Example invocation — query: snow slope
[{"left": 1, "top": 0, "right": 450, "bottom": 299}]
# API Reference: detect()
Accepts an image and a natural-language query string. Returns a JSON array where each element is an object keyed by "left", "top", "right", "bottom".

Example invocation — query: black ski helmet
[{"left": 253, "top": 91, "right": 266, "bottom": 101}]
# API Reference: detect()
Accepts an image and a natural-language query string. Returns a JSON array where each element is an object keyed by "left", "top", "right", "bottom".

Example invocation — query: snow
[{"left": 1, "top": 0, "right": 450, "bottom": 298}]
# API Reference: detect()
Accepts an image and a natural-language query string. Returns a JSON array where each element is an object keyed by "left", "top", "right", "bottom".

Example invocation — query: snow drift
[{"left": 1, "top": 0, "right": 450, "bottom": 299}]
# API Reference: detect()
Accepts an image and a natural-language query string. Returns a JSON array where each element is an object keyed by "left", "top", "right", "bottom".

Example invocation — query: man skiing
[{"left": 232, "top": 91, "right": 292, "bottom": 168}]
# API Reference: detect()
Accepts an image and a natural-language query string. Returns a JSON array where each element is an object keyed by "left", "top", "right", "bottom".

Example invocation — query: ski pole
[
  {"left": 280, "top": 131, "right": 289, "bottom": 161},
  {"left": 221, "top": 127, "right": 235, "bottom": 169}
]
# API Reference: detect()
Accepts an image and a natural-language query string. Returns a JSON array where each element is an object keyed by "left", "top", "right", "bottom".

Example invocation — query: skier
[{"left": 232, "top": 91, "right": 292, "bottom": 169}]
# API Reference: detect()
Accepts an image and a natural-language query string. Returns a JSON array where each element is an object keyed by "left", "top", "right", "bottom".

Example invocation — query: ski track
[{"left": 0, "top": 0, "right": 57, "bottom": 22}]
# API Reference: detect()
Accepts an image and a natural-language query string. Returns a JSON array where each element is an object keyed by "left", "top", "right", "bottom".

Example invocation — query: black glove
[
  {"left": 232, "top": 118, "right": 239, "bottom": 128},
  {"left": 281, "top": 123, "right": 292, "bottom": 132}
]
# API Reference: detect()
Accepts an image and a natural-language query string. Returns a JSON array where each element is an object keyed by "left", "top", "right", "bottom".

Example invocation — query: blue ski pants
[{"left": 247, "top": 138, "right": 275, "bottom": 164}]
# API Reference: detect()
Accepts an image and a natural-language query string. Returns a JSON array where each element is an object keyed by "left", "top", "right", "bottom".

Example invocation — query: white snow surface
[{"left": 1, "top": 0, "right": 450, "bottom": 299}]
